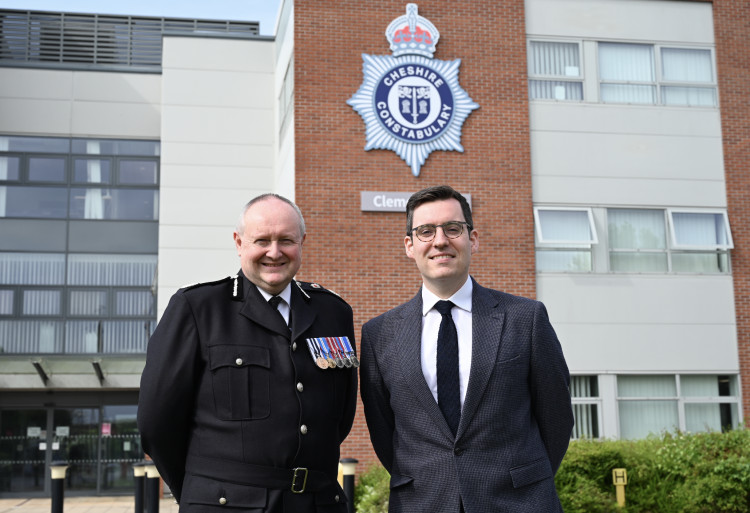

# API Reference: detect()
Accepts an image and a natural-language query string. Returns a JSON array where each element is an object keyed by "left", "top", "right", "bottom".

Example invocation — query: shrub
[{"left": 353, "top": 429, "right": 750, "bottom": 513}]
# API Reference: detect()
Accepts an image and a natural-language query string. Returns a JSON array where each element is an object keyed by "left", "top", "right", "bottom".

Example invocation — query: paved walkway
[{"left": 0, "top": 496, "right": 178, "bottom": 513}]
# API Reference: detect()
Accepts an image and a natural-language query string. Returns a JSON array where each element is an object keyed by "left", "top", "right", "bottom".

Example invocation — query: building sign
[
  {"left": 348, "top": 4, "right": 478, "bottom": 177},
  {"left": 361, "top": 191, "right": 471, "bottom": 212}
]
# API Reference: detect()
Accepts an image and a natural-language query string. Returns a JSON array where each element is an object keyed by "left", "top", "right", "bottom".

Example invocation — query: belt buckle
[{"left": 291, "top": 467, "right": 308, "bottom": 494}]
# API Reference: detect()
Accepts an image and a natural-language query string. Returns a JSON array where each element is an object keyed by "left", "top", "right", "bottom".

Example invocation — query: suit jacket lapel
[
  {"left": 457, "top": 280, "right": 505, "bottom": 438},
  {"left": 397, "top": 291, "right": 456, "bottom": 440},
  {"left": 238, "top": 277, "right": 292, "bottom": 338},
  {"left": 289, "top": 281, "right": 315, "bottom": 340}
]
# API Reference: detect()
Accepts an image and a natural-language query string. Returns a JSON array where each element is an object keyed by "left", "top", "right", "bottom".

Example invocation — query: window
[
  {"left": 571, "top": 375, "right": 600, "bottom": 439},
  {"left": 618, "top": 375, "right": 740, "bottom": 439},
  {"left": 528, "top": 41, "right": 583, "bottom": 101},
  {"left": 599, "top": 42, "right": 717, "bottom": 107},
  {"left": 0, "top": 135, "right": 159, "bottom": 355},
  {"left": 534, "top": 207, "right": 597, "bottom": 272},
  {"left": 609, "top": 208, "right": 731, "bottom": 273}
]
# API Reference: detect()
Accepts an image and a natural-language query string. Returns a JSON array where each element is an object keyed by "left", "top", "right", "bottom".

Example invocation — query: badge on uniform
[{"left": 305, "top": 337, "right": 360, "bottom": 369}]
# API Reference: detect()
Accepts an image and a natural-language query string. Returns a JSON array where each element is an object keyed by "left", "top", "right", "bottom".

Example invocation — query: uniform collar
[{"left": 255, "top": 282, "right": 292, "bottom": 306}]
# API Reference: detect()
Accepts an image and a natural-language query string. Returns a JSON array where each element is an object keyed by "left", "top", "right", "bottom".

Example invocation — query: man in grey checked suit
[{"left": 360, "top": 185, "right": 574, "bottom": 513}]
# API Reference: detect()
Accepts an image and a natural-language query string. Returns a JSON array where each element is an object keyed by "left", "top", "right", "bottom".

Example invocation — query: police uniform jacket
[{"left": 138, "top": 271, "right": 357, "bottom": 512}]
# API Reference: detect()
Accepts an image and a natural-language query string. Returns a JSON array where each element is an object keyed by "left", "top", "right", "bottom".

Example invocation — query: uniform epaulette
[
  {"left": 182, "top": 275, "right": 234, "bottom": 291},
  {"left": 295, "top": 280, "right": 348, "bottom": 303}
]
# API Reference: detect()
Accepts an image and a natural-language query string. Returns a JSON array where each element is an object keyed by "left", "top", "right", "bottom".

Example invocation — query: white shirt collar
[
  {"left": 256, "top": 283, "right": 292, "bottom": 306},
  {"left": 421, "top": 277, "right": 473, "bottom": 316}
]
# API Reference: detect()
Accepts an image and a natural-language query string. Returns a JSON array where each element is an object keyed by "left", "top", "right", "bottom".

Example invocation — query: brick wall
[
  {"left": 294, "top": 1, "right": 534, "bottom": 472},
  {"left": 714, "top": 1, "right": 750, "bottom": 421}
]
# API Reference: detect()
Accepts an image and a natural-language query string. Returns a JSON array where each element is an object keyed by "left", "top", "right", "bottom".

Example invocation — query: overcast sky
[{"left": 0, "top": 0, "right": 281, "bottom": 35}]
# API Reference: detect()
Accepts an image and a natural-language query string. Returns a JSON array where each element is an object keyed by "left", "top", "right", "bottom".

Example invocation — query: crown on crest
[{"left": 385, "top": 4, "right": 439, "bottom": 58}]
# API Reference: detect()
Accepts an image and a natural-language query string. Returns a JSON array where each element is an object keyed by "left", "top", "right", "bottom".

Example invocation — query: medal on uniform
[
  {"left": 319, "top": 338, "right": 337, "bottom": 368},
  {"left": 332, "top": 337, "right": 352, "bottom": 368},
  {"left": 306, "top": 338, "right": 329, "bottom": 369},
  {"left": 340, "top": 336, "right": 360, "bottom": 368},
  {"left": 327, "top": 337, "right": 345, "bottom": 368}
]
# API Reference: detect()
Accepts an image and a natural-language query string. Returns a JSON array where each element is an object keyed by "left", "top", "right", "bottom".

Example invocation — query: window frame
[
  {"left": 527, "top": 39, "right": 584, "bottom": 102},
  {"left": 667, "top": 208, "right": 733, "bottom": 250},
  {"left": 534, "top": 206, "right": 598, "bottom": 245}
]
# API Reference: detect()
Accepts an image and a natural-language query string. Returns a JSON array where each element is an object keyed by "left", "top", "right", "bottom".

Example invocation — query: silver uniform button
[
  {"left": 335, "top": 495, "right": 340, "bottom": 502},
  {"left": 235, "top": 358, "right": 243, "bottom": 366},
  {"left": 296, "top": 382, "right": 304, "bottom": 392},
  {"left": 292, "top": 342, "right": 297, "bottom": 351},
  {"left": 219, "top": 497, "right": 227, "bottom": 505},
  {"left": 300, "top": 424, "right": 308, "bottom": 435}
]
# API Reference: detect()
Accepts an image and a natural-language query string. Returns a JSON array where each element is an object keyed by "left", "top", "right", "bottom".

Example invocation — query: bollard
[
  {"left": 340, "top": 458, "right": 358, "bottom": 513},
  {"left": 50, "top": 461, "right": 69, "bottom": 513},
  {"left": 133, "top": 462, "right": 147, "bottom": 513},
  {"left": 144, "top": 462, "right": 161, "bottom": 513},
  {"left": 612, "top": 468, "right": 628, "bottom": 507}
]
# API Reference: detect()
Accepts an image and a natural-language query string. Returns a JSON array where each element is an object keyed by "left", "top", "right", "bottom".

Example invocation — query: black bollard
[
  {"left": 133, "top": 462, "right": 147, "bottom": 513},
  {"left": 339, "top": 458, "right": 358, "bottom": 513},
  {"left": 144, "top": 462, "right": 161, "bottom": 513},
  {"left": 49, "top": 461, "right": 69, "bottom": 513}
]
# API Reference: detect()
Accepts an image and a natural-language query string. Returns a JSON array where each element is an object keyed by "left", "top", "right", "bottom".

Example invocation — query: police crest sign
[{"left": 348, "top": 4, "right": 479, "bottom": 177}]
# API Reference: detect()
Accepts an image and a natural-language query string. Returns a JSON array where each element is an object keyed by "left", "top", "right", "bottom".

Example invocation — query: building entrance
[{"left": 0, "top": 402, "right": 142, "bottom": 497}]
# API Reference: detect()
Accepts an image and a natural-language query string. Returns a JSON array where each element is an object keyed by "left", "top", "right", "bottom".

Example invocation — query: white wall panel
[
  {"left": 160, "top": 142, "right": 273, "bottom": 168},
  {"left": 526, "top": 0, "right": 714, "bottom": 43}
]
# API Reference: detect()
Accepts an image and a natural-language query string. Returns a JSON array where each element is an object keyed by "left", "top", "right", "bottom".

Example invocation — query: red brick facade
[
  {"left": 294, "top": 1, "right": 534, "bottom": 471},
  {"left": 714, "top": 2, "right": 750, "bottom": 419}
]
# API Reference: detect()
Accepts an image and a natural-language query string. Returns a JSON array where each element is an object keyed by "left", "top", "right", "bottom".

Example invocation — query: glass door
[
  {"left": 52, "top": 408, "right": 100, "bottom": 492},
  {"left": 0, "top": 409, "right": 48, "bottom": 494}
]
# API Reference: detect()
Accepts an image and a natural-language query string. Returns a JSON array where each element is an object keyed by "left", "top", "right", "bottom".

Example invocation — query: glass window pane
[
  {"left": 609, "top": 209, "right": 666, "bottom": 249},
  {"left": 0, "top": 289, "right": 13, "bottom": 314},
  {"left": 610, "top": 252, "right": 668, "bottom": 272},
  {"left": 72, "top": 139, "right": 160, "bottom": 156},
  {"left": 599, "top": 43, "right": 654, "bottom": 81},
  {"left": 529, "top": 41, "right": 580, "bottom": 76},
  {"left": 536, "top": 250, "right": 591, "bottom": 272},
  {"left": 29, "top": 157, "right": 66, "bottom": 182},
  {"left": 571, "top": 376, "right": 599, "bottom": 397},
  {"left": 67, "top": 254, "right": 157, "bottom": 286},
  {"left": 69, "top": 290, "right": 108, "bottom": 316},
  {"left": 23, "top": 289, "right": 61, "bottom": 315},
  {"left": 4, "top": 136, "right": 69, "bottom": 153},
  {"left": 572, "top": 403, "right": 599, "bottom": 439},
  {"left": 65, "top": 320, "right": 101, "bottom": 353},
  {"left": 0, "top": 253, "right": 66, "bottom": 285},
  {"left": 618, "top": 375, "right": 676, "bottom": 397},
  {"left": 671, "top": 252, "right": 728, "bottom": 274},
  {"left": 1, "top": 186, "right": 68, "bottom": 218},
  {"left": 662, "top": 48, "right": 713, "bottom": 82},
  {"left": 529, "top": 80, "right": 583, "bottom": 101},
  {"left": 671, "top": 212, "right": 731, "bottom": 248},
  {"left": 619, "top": 400, "right": 678, "bottom": 439},
  {"left": 73, "top": 159, "right": 112, "bottom": 183},
  {"left": 685, "top": 403, "right": 722, "bottom": 433},
  {"left": 115, "top": 290, "right": 154, "bottom": 316},
  {"left": 681, "top": 375, "right": 722, "bottom": 397},
  {"left": 662, "top": 86, "right": 717, "bottom": 107},
  {"left": 0, "top": 156, "right": 21, "bottom": 180},
  {"left": 119, "top": 160, "right": 158, "bottom": 184},
  {"left": 537, "top": 209, "right": 596, "bottom": 243},
  {"left": 601, "top": 83, "right": 656, "bottom": 104},
  {"left": 102, "top": 320, "right": 153, "bottom": 353},
  {"left": 0, "top": 320, "right": 63, "bottom": 353},
  {"left": 69, "top": 189, "right": 158, "bottom": 220}
]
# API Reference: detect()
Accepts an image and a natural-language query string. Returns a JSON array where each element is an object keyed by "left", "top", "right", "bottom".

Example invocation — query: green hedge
[{"left": 354, "top": 429, "right": 750, "bottom": 513}]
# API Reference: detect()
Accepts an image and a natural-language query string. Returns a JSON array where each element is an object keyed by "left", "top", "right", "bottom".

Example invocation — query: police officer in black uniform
[{"left": 138, "top": 194, "right": 357, "bottom": 513}]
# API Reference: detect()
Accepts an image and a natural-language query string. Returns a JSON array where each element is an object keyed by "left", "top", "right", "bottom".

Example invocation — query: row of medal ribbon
[{"left": 305, "top": 336, "right": 360, "bottom": 369}]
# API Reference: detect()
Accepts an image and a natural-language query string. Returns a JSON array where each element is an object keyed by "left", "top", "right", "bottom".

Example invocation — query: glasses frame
[{"left": 410, "top": 221, "right": 472, "bottom": 242}]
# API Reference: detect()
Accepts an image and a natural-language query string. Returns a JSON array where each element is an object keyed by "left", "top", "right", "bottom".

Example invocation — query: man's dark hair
[{"left": 405, "top": 185, "right": 473, "bottom": 235}]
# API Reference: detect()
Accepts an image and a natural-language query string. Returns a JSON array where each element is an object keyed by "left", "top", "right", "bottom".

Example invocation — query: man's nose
[
  {"left": 432, "top": 227, "right": 450, "bottom": 246},
  {"left": 266, "top": 241, "right": 283, "bottom": 257}
]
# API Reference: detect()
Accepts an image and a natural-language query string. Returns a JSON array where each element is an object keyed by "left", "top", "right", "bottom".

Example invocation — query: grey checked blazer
[{"left": 360, "top": 278, "right": 573, "bottom": 513}]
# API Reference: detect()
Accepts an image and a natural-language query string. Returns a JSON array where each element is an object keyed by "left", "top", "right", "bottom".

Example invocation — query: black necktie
[
  {"left": 268, "top": 296, "right": 289, "bottom": 329},
  {"left": 435, "top": 300, "right": 460, "bottom": 436}
]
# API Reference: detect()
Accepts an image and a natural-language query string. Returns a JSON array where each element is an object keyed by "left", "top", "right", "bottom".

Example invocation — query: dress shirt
[
  {"left": 421, "top": 277, "right": 473, "bottom": 408},
  {"left": 256, "top": 283, "right": 292, "bottom": 325}
]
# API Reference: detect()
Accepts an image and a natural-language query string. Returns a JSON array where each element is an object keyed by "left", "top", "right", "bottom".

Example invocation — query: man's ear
[{"left": 404, "top": 235, "right": 415, "bottom": 260}]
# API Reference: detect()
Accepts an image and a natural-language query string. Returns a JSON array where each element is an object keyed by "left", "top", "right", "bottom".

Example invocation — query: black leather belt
[{"left": 187, "top": 455, "right": 334, "bottom": 494}]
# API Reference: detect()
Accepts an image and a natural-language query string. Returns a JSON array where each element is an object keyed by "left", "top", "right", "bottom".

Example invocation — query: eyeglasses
[{"left": 410, "top": 221, "right": 471, "bottom": 242}]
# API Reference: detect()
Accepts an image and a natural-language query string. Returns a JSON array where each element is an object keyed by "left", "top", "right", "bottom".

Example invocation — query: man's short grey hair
[{"left": 236, "top": 193, "right": 306, "bottom": 237}]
